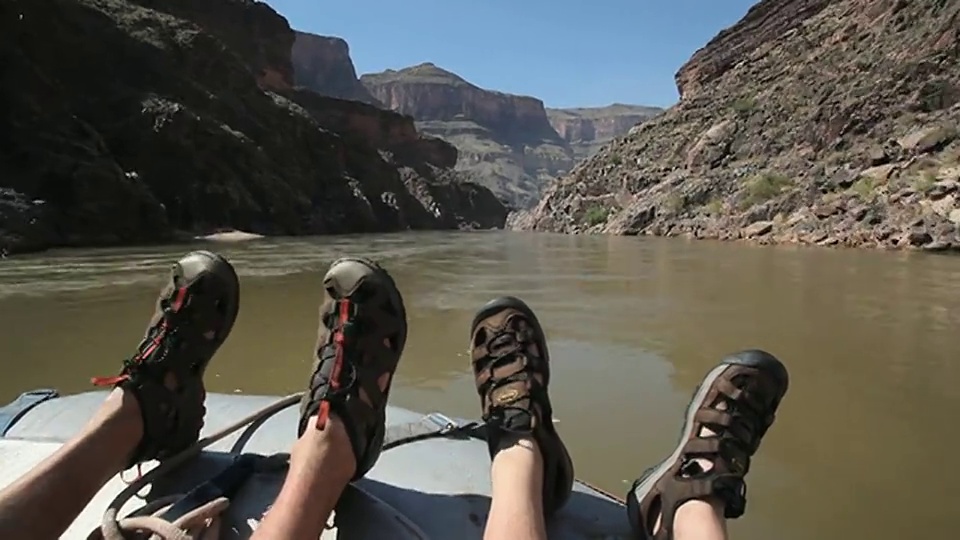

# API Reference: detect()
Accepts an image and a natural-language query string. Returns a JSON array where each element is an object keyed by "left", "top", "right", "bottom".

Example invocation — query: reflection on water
[{"left": 1, "top": 231, "right": 959, "bottom": 540}]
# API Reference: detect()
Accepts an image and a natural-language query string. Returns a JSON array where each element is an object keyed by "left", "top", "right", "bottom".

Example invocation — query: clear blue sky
[{"left": 265, "top": 0, "right": 758, "bottom": 109}]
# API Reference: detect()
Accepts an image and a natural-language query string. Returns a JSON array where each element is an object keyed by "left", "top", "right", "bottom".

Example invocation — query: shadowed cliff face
[
  {"left": 287, "top": 90, "right": 506, "bottom": 228},
  {"left": 291, "top": 31, "right": 381, "bottom": 105},
  {"left": 0, "top": 0, "right": 507, "bottom": 255},
  {"left": 515, "top": 0, "right": 960, "bottom": 253},
  {"left": 128, "top": 0, "right": 298, "bottom": 90},
  {"left": 286, "top": 33, "right": 507, "bottom": 227},
  {"left": 547, "top": 104, "right": 663, "bottom": 160}
]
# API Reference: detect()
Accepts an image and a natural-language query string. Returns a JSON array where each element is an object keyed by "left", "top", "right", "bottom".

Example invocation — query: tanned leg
[{"left": 0, "top": 389, "right": 141, "bottom": 539}]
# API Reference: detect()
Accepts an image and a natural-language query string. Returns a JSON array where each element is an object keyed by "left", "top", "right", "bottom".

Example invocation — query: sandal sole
[
  {"left": 324, "top": 257, "right": 408, "bottom": 352},
  {"left": 176, "top": 250, "right": 240, "bottom": 376},
  {"left": 471, "top": 296, "right": 544, "bottom": 342}
]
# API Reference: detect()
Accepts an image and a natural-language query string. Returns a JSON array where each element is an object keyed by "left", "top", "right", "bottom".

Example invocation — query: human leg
[
  {"left": 626, "top": 350, "right": 789, "bottom": 540},
  {"left": 252, "top": 257, "right": 407, "bottom": 540},
  {"left": 468, "top": 297, "right": 574, "bottom": 540},
  {"left": 0, "top": 250, "right": 240, "bottom": 539}
]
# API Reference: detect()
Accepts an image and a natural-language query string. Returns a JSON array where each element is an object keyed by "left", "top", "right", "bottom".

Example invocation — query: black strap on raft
[
  {"left": 0, "top": 389, "right": 59, "bottom": 436},
  {"left": 382, "top": 413, "right": 487, "bottom": 451},
  {"left": 157, "top": 453, "right": 287, "bottom": 522}
]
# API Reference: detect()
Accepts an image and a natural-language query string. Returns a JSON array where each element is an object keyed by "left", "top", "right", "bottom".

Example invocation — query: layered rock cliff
[
  {"left": 516, "top": 0, "right": 960, "bottom": 252},
  {"left": 547, "top": 104, "right": 663, "bottom": 160},
  {"left": 287, "top": 48, "right": 658, "bottom": 210},
  {"left": 0, "top": 0, "right": 506, "bottom": 255},
  {"left": 360, "top": 64, "right": 575, "bottom": 209}
]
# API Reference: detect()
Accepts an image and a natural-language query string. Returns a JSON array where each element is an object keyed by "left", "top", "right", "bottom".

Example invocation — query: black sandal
[
  {"left": 470, "top": 296, "right": 574, "bottom": 516},
  {"left": 297, "top": 257, "right": 407, "bottom": 479},
  {"left": 626, "top": 350, "right": 789, "bottom": 539},
  {"left": 91, "top": 251, "right": 239, "bottom": 466}
]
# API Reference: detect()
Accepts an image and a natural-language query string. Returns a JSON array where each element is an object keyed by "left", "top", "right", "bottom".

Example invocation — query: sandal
[
  {"left": 470, "top": 296, "right": 574, "bottom": 516},
  {"left": 626, "top": 350, "right": 789, "bottom": 539},
  {"left": 298, "top": 257, "right": 407, "bottom": 480},
  {"left": 91, "top": 251, "right": 240, "bottom": 466}
]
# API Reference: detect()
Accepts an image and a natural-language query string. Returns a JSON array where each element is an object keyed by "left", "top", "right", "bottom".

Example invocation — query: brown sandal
[
  {"left": 626, "top": 350, "right": 789, "bottom": 539},
  {"left": 469, "top": 296, "right": 574, "bottom": 516},
  {"left": 298, "top": 257, "right": 407, "bottom": 480},
  {"left": 91, "top": 251, "right": 240, "bottom": 467}
]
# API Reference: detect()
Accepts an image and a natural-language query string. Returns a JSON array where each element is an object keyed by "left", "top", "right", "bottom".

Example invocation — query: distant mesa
[
  {"left": 355, "top": 62, "right": 661, "bottom": 208},
  {"left": 288, "top": 30, "right": 662, "bottom": 211}
]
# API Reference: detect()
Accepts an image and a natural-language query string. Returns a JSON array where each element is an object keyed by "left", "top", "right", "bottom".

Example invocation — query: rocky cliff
[
  {"left": 515, "top": 0, "right": 960, "bottom": 252},
  {"left": 547, "top": 104, "right": 663, "bottom": 160},
  {"left": 287, "top": 51, "right": 658, "bottom": 211},
  {"left": 289, "top": 91, "right": 506, "bottom": 230},
  {"left": 0, "top": 0, "right": 506, "bottom": 256},
  {"left": 360, "top": 64, "right": 575, "bottom": 209},
  {"left": 291, "top": 31, "right": 381, "bottom": 105}
]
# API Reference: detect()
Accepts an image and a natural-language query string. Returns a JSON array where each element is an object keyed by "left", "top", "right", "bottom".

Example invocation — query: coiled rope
[
  {"left": 86, "top": 392, "right": 484, "bottom": 540},
  {"left": 88, "top": 392, "right": 302, "bottom": 540}
]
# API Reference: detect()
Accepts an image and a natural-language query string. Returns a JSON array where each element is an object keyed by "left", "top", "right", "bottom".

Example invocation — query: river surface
[{"left": 1, "top": 231, "right": 958, "bottom": 539}]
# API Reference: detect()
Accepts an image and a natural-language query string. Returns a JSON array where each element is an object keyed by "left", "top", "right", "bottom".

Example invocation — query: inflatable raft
[{"left": 0, "top": 389, "right": 632, "bottom": 539}]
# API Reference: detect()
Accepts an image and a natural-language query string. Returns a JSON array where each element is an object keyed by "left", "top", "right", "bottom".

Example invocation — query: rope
[
  {"left": 88, "top": 393, "right": 488, "bottom": 540},
  {"left": 89, "top": 392, "right": 302, "bottom": 540}
]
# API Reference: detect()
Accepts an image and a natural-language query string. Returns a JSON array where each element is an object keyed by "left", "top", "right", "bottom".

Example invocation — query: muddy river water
[{"left": 1, "top": 231, "right": 958, "bottom": 539}]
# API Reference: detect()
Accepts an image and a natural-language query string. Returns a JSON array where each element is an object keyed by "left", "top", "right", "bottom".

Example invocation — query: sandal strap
[
  {"left": 305, "top": 299, "right": 398, "bottom": 415},
  {"left": 120, "top": 377, "right": 205, "bottom": 467},
  {"left": 474, "top": 332, "right": 549, "bottom": 423},
  {"left": 653, "top": 471, "right": 747, "bottom": 538},
  {"left": 629, "top": 353, "right": 789, "bottom": 539},
  {"left": 92, "top": 285, "right": 213, "bottom": 466},
  {"left": 707, "top": 378, "right": 772, "bottom": 451},
  {"left": 299, "top": 270, "right": 407, "bottom": 479},
  {"left": 693, "top": 408, "right": 759, "bottom": 453},
  {"left": 651, "top": 382, "right": 770, "bottom": 534},
  {"left": 470, "top": 301, "right": 575, "bottom": 516}
]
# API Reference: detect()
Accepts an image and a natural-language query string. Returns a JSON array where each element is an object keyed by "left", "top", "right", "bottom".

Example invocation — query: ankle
[
  {"left": 672, "top": 496, "right": 726, "bottom": 538},
  {"left": 293, "top": 413, "right": 357, "bottom": 478},
  {"left": 88, "top": 389, "right": 142, "bottom": 438},
  {"left": 491, "top": 434, "right": 543, "bottom": 471}
]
